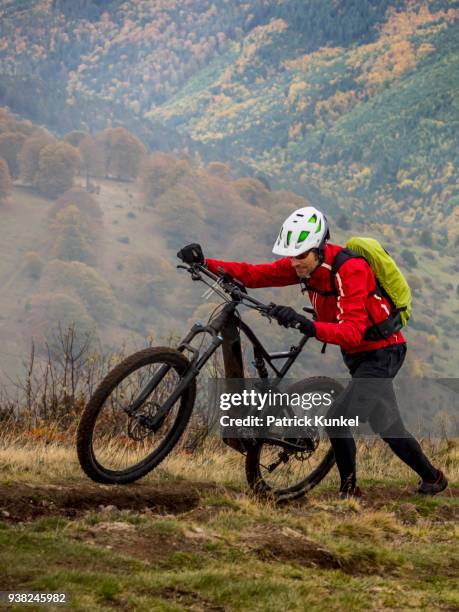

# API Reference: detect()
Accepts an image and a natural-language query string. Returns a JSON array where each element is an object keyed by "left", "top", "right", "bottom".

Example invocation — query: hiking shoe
[
  {"left": 417, "top": 470, "right": 448, "bottom": 495},
  {"left": 339, "top": 475, "right": 362, "bottom": 500}
]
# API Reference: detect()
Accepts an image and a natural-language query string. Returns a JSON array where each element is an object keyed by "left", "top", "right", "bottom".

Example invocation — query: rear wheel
[
  {"left": 77, "top": 347, "right": 196, "bottom": 484},
  {"left": 245, "top": 377, "right": 343, "bottom": 501}
]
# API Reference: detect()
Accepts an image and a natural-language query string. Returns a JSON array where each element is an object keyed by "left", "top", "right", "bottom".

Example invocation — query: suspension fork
[{"left": 125, "top": 304, "right": 239, "bottom": 430}]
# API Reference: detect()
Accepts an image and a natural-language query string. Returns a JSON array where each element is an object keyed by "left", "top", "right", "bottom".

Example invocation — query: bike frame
[{"left": 125, "top": 265, "right": 309, "bottom": 432}]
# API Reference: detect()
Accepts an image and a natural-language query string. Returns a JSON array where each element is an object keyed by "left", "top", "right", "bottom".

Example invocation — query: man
[{"left": 177, "top": 206, "right": 448, "bottom": 498}]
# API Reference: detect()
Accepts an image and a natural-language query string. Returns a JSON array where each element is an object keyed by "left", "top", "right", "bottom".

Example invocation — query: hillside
[
  {"left": 0, "top": 171, "right": 457, "bottom": 389},
  {"left": 0, "top": 114, "right": 457, "bottom": 387},
  {"left": 0, "top": 1, "right": 458, "bottom": 233},
  {"left": 149, "top": 2, "right": 459, "bottom": 229}
]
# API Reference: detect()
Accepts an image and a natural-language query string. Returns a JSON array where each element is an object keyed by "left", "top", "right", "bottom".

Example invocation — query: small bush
[
  {"left": 24, "top": 252, "right": 44, "bottom": 279},
  {"left": 406, "top": 274, "right": 423, "bottom": 294},
  {"left": 401, "top": 249, "right": 417, "bottom": 268},
  {"left": 337, "top": 213, "right": 351, "bottom": 230}
]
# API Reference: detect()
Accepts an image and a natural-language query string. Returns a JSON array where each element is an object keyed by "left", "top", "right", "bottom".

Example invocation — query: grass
[
  {"left": 0, "top": 500, "right": 457, "bottom": 610},
  {"left": 1, "top": 435, "right": 457, "bottom": 486},
  {"left": 0, "top": 439, "right": 457, "bottom": 610}
]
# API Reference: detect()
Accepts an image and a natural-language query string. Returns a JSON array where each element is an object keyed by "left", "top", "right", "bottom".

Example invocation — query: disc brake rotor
[{"left": 127, "top": 401, "right": 161, "bottom": 441}]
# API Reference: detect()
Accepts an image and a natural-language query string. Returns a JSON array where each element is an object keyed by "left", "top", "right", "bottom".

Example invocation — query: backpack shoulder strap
[
  {"left": 302, "top": 248, "right": 365, "bottom": 297},
  {"left": 330, "top": 248, "right": 364, "bottom": 292},
  {"left": 332, "top": 248, "right": 397, "bottom": 311}
]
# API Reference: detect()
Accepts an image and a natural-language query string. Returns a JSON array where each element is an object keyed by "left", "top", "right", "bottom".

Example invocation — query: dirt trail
[
  {"left": 1, "top": 480, "right": 457, "bottom": 579},
  {"left": 1, "top": 480, "right": 456, "bottom": 523},
  {"left": 0, "top": 480, "right": 219, "bottom": 521}
]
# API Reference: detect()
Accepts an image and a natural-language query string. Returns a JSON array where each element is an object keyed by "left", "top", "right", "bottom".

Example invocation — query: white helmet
[{"left": 272, "top": 206, "right": 329, "bottom": 257}]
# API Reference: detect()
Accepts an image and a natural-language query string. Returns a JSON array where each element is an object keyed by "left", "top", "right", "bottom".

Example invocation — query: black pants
[{"left": 325, "top": 344, "right": 437, "bottom": 484}]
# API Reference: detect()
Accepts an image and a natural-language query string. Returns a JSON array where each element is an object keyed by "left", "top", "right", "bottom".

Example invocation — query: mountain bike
[{"left": 77, "top": 262, "right": 342, "bottom": 501}]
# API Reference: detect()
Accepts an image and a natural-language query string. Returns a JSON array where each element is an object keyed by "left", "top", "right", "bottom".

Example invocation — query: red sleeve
[
  {"left": 205, "top": 257, "right": 299, "bottom": 288},
  {"left": 314, "top": 259, "right": 369, "bottom": 349}
]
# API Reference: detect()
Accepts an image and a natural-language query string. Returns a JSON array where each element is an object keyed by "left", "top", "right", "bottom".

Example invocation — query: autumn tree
[
  {"left": 26, "top": 291, "right": 97, "bottom": 357},
  {"left": 35, "top": 142, "right": 81, "bottom": 198},
  {"left": 52, "top": 205, "right": 94, "bottom": 264},
  {"left": 101, "top": 127, "right": 146, "bottom": 181},
  {"left": 206, "top": 161, "right": 232, "bottom": 180},
  {"left": 0, "top": 132, "right": 27, "bottom": 178},
  {"left": 155, "top": 184, "right": 206, "bottom": 247},
  {"left": 78, "top": 134, "right": 105, "bottom": 188},
  {"left": 233, "top": 177, "right": 271, "bottom": 207},
  {"left": 0, "top": 158, "right": 12, "bottom": 204},
  {"left": 125, "top": 253, "right": 175, "bottom": 308},
  {"left": 19, "top": 131, "right": 56, "bottom": 185},
  {"left": 141, "top": 153, "right": 191, "bottom": 205},
  {"left": 40, "top": 259, "right": 117, "bottom": 324},
  {"left": 49, "top": 187, "right": 103, "bottom": 223}
]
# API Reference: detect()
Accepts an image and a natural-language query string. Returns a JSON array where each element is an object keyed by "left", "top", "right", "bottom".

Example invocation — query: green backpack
[{"left": 330, "top": 237, "right": 412, "bottom": 341}]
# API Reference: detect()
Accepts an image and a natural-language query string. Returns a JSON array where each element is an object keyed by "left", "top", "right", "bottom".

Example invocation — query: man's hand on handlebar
[
  {"left": 175, "top": 249, "right": 314, "bottom": 333},
  {"left": 268, "top": 305, "right": 316, "bottom": 338},
  {"left": 177, "top": 243, "right": 205, "bottom": 265}
]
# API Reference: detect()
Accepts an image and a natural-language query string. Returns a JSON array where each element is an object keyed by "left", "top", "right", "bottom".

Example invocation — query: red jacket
[{"left": 206, "top": 242, "right": 405, "bottom": 354}]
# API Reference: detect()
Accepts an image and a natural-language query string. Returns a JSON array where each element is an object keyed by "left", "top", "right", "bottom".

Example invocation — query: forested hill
[{"left": 0, "top": 0, "right": 458, "bottom": 234}]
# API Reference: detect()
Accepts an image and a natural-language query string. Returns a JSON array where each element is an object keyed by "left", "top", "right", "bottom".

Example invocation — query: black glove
[
  {"left": 177, "top": 243, "right": 204, "bottom": 265},
  {"left": 269, "top": 305, "right": 316, "bottom": 338}
]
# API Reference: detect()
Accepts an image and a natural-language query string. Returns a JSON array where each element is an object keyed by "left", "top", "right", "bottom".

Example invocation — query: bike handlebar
[
  {"left": 178, "top": 262, "right": 269, "bottom": 307},
  {"left": 177, "top": 262, "right": 304, "bottom": 330}
]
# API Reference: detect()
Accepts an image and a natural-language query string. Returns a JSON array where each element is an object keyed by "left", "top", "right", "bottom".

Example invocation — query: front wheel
[
  {"left": 77, "top": 347, "right": 196, "bottom": 484},
  {"left": 245, "top": 377, "right": 343, "bottom": 501}
]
